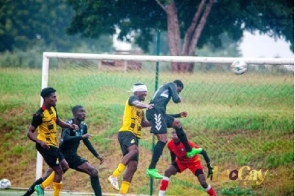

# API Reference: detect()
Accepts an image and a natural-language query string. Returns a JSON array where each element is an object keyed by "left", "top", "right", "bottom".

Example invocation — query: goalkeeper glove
[{"left": 207, "top": 164, "right": 214, "bottom": 180}]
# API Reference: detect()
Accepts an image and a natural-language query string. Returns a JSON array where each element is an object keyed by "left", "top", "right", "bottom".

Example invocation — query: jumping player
[{"left": 146, "top": 80, "right": 202, "bottom": 179}]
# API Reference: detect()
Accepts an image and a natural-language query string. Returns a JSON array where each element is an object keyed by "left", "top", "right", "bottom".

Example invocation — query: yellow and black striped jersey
[
  {"left": 31, "top": 106, "right": 59, "bottom": 147},
  {"left": 119, "top": 95, "right": 143, "bottom": 138}
]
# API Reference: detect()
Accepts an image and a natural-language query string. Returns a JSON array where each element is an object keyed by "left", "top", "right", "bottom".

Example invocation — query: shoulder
[{"left": 128, "top": 95, "right": 139, "bottom": 105}]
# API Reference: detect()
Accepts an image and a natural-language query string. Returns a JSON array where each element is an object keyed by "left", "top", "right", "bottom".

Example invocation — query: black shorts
[
  {"left": 146, "top": 108, "right": 174, "bottom": 134},
  {"left": 36, "top": 143, "right": 64, "bottom": 168},
  {"left": 118, "top": 131, "right": 139, "bottom": 161},
  {"left": 64, "top": 154, "right": 87, "bottom": 170}
]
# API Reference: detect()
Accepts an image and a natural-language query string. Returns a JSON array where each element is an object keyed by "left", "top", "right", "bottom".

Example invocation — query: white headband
[{"left": 132, "top": 84, "right": 148, "bottom": 92}]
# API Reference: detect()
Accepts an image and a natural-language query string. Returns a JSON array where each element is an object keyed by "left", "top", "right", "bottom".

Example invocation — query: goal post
[{"left": 37, "top": 52, "right": 293, "bottom": 195}]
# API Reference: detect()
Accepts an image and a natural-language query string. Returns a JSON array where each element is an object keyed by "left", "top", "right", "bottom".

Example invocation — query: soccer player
[
  {"left": 158, "top": 129, "right": 217, "bottom": 196},
  {"left": 108, "top": 83, "right": 153, "bottom": 196},
  {"left": 26, "top": 105, "right": 104, "bottom": 196},
  {"left": 146, "top": 80, "right": 202, "bottom": 179},
  {"left": 27, "top": 87, "right": 79, "bottom": 196}
]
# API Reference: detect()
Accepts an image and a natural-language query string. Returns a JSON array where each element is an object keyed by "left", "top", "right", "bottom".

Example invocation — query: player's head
[
  {"left": 171, "top": 129, "right": 180, "bottom": 142},
  {"left": 72, "top": 105, "right": 86, "bottom": 121},
  {"left": 173, "top": 79, "right": 184, "bottom": 94},
  {"left": 40, "top": 87, "right": 57, "bottom": 106},
  {"left": 132, "top": 83, "right": 148, "bottom": 101}
]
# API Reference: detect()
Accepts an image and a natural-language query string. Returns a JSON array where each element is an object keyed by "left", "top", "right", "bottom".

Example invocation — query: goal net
[{"left": 39, "top": 52, "right": 293, "bottom": 195}]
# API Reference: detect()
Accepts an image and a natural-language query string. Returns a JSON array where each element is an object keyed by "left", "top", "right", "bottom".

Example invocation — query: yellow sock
[
  {"left": 112, "top": 163, "right": 125, "bottom": 177},
  {"left": 41, "top": 171, "right": 55, "bottom": 188},
  {"left": 53, "top": 182, "right": 62, "bottom": 196},
  {"left": 119, "top": 180, "right": 130, "bottom": 195}
]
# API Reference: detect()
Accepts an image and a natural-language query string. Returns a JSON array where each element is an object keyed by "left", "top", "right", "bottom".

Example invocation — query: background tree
[
  {"left": 66, "top": 0, "right": 294, "bottom": 72},
  {"left": 0, "top": 0, "right": 113, "bottom": 53}
]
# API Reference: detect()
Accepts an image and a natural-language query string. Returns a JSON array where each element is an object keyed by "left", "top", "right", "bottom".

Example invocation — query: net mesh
[{"left": 45, "top": 56, "right": 293, "bottom": 195}]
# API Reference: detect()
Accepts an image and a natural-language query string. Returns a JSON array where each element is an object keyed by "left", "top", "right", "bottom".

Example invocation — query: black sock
[
  {"left": 90, "top": 176, "right": 102, "bottom": 196},
  {"left": 175, "top": 127, "right": 192, "bottom": 152},
  {"left": 149, "top": 141, "right": 166, "bottom": 169},
  {"left": 23, "top": 177, "right": 44, "bottom": 196}
]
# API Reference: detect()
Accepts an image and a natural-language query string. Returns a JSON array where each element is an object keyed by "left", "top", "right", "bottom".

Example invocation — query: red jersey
[{"left": 167, "top": 140, "right": 201, "bottom": 164}]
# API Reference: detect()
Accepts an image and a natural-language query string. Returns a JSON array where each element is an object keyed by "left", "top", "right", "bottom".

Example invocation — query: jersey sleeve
[
  {"left": 31, "top": 113, "right": 42, "bottom": 128},
  {"left": 168, "top": 82, "right": 181, "bottom": 103},
  {"left": 128, "top": 95, "right": 139, "bottom": 106}
]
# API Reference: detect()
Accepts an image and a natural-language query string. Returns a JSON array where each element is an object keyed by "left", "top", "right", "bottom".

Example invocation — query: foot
[
  {"left": 108, "top": 175, "right": 119, "bottom": 190},
  {"left": 146, "top": 168, "right": 163, "bottom": 179},
  {"left": 34, "top": 185, "right": 44, "bottom": 196},
  {"left": 186, "top": 147, "right": 203, "bottom": 158}
]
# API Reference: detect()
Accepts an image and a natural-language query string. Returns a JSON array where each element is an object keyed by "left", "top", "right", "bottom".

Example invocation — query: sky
[
  {"left": 113, "top": 31, "right": 294, "bottom": 59},
  {"left": 239, "top": 31, "right": 294, "bottom": 58}
]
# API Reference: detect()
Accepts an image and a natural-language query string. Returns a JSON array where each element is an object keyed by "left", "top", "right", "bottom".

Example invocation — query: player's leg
[
  {"left": 76, "top": 161, "right": 102, "bottom": 196},
  {"left": 109, "top": 132, "right": 138, "bottom": 190},
  {"left": 146, "top": 112, "right": 168, "bottom": 179},
  {"left": 118, "top": 159, "right": 138, "bottom": 196},
  {"left": 172, "top": 118, "right": 202, "bottom": 157},
  {"left": 146, "top": 133, "right": 167, "bottom": 179},
  {"left": 23, "top": 168, "right": 53, "bottom": 196},
  {"left": 52, "top": 151, "right": 68, "bottom": 196},
  {"left": 195, "top": 170, "right": 217, "bottom": 196},
  {"left": 158, "top": 163, "right": 179, "bottom": 196}
]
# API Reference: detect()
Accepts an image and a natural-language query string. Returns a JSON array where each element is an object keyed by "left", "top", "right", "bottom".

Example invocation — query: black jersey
[
  {"left": 149, "top": 82, "right": 181, "bottom": 113},
  {"left": 59, "top": 119, "right": 99, "bottom": 157}
]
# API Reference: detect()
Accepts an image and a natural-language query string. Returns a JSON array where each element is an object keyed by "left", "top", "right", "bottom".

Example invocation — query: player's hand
[
  {"left": 39, "top": 141, "right": 50, "bottom": 149},
  {"left": 72, "top": 124, "right": 79, "bottom": 130},
  {"left": 97, "top": 155, "right": 104, "bottom": 164},
  {"left": 146, "top": 104, "right": 154, "bottom": 110},
  {"left": 82, "top": 133, "right": 91, "bottom": 139},
  {"left": 207, "top": 164, "right": 214, "bottom": 180},
  {"left": 180, "top": 111, "right": 187, "bottom": 118}
]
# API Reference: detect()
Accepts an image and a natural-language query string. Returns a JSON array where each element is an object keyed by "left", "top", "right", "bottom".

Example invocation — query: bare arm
[
  {"left": 56, "top": 118, "right": 78, "bottom": 130},
  {"left": 132, "top": 99, "right": 154, "bottom": 110},
  {"left": 27, "top": 125, "right": 49, "bottom": 149}
]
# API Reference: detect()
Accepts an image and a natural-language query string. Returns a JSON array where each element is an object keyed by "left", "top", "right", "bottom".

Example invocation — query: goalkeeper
[{"left": 158, "top": 129, "right": 217, "bottom": 196}]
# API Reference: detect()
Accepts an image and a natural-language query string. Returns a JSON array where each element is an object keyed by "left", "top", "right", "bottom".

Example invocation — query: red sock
[
  {"left": 159, "top": 177, "right": 169, "bottom": 191},
  {"left": 207, "top": 186, "right": 217, "bottom": 196}
]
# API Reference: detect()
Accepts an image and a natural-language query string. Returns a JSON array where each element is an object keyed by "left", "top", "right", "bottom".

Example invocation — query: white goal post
[{"left": 37, "top": 52, "right": 294, "bottom": 179}]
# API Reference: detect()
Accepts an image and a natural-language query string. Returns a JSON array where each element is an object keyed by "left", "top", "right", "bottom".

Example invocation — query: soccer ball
[
  {"left": 0, "top": 178, "right": 11, "bottom": 189},
  {"left": 231, "top": 60, "right": 247, "bottom": 75}
]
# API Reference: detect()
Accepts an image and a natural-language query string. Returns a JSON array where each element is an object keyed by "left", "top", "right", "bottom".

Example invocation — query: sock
[
  {"left": 119, "top": 180, "right": 130, "bottom": 195},
  {"left": 148, "top": 141, "right": 166, "bottom": 169},
  {"left": 206, "top": 185, "right": 217, "bottom": 196},
  {"left": 158, "top": 176, "right": 170, "bottom": 196},
  {"left": 40, "top": 171, "right": 54, "bottom": 189},
  {"left": 90, "top": 176, "right": 102, "bottom": 196},
  {"left": 23, "top": 177, "right": 44, "bottom": 196},
  {"left": 112, "top": 163, "right": 126, "bottom": 177},
  {"left": 175, "top": 127, "right": 192, "bottom": 152},
  {"left": 53, "top": 182, "right": 62, "bottom": 196}
]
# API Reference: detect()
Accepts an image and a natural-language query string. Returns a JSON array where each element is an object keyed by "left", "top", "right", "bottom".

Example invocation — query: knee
[
  {"left": 90, "top": 168, "right": 98, "bottom": 177},
  {"left": 173, "top": 119, "right": 181, "bottom": 128}
]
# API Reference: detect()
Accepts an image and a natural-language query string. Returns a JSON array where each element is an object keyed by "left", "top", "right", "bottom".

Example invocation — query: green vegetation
[{"left": 0, "top": 67, "right": 293, "bottom": 196}]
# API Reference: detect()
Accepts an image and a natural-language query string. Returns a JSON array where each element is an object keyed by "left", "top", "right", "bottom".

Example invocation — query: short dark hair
[
  {"left": 72, "top": 105, "right": 83, "bottom": 114},
  {"left": 40, "top": 87, "right": 56, "bottom": 98},
  {"left": 173, "top": 79, "right": 184, "bottom": 89}
]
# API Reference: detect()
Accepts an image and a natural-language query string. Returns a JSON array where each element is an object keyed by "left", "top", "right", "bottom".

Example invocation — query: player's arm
[
  {"left": 168, "top": 111, "right": 187, "bottom": 118},
  {"left": 141, "top": 111, "right": 151, "bottom": 127},
  {"left": 169, "top": 83, "right": 181, "bottom": 103},
  {"left": 131, "top": 99, "right": 153, "bottom": 110},
  {"left": 199, "top": 149, "right": 211, "bottom": 165},
  {"left": 170, "top": 151, "right": 176, "bottom": 163},
  {"left": 61, "top": 127, "right": 82, "bottom": 142},
  {"left": 56, "top": 118, "right": 78, "bottom": 130},
  {"left": 82, "top": 127, "right": 104, "bottom": 164},
  {"left": 27, "top": 114, "right": 49, "bottom": 149}
]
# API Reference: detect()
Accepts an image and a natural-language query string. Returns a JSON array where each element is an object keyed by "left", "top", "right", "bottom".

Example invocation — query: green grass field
[{"left": 0, "top": 66, "right": 293, "bottom": 196}]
